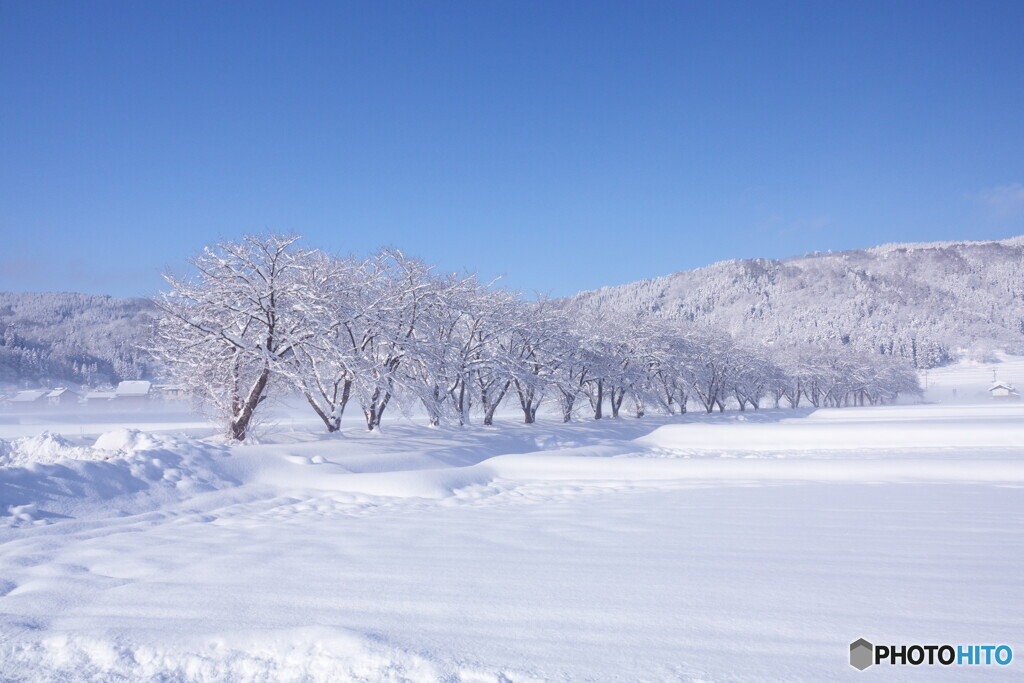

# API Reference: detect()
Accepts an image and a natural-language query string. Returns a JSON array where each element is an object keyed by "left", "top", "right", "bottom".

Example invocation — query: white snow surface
[{"left": 1, "top": 403, "right": 1022, "bottom": 680}]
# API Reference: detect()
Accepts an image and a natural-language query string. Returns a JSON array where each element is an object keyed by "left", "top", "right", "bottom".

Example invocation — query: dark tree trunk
[
  {"left": 592, "top": 380, "right": 604, "bottom": 420},
  {"left": 304, "top": 379, "right": 351, "bottom": 433},
  {"left": 480, "top": 380, "right": 510, "bottom": 426},
  {"left": 560, "top": 391, "right": 575, "bottom": 423},
  {"left": 455, "top": 381, "right": 468, "bottom": 426},
  {"left": 363, "top": 388, "right": 392, "bottom": 431},
  {"left": 664, "top": 395, "right": 676, "bottom": 415},
  {"left": 229, "top": 365, "right": 270, "bottom": 441},
  {"left": 305, "top": 393, "right": 339, "bottom": 432},
  {"left": 609, "top": 387, "right": 626, "bottom": 418},
  {"left": 513, "top": 379, "right": 540, "bottom": 424}
]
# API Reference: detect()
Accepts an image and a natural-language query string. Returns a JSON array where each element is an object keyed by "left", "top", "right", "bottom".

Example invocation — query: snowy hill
[
  {"left": 570, "top": 236, "right": 1024, "bottom": 368},
  {"left": 0, "top": 292, "right": 155, "bottom": 386}
]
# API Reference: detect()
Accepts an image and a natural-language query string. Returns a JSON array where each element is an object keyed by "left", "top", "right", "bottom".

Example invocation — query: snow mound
[
  {"left": 0, "top": 429, "right": 193, "bottom": 469},
  {"left": 93, "top": 428, "right": 165, "bottom": 454},
  {"left": 0, "top": 627, "right": 537, "bottom": 683},
  {"left": 0, "top": 431, "right": 96, "bottom": 467},
  {"left": 0, "top": 432, "right": 236, "bottom": 527}
]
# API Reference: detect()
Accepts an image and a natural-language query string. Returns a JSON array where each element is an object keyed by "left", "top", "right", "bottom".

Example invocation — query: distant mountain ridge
[
  {"left": 3, "top": 236, "right": 1022, "bottom": 387},
  {"left": 569, "top": 236, "right": 1024, "bottom": 368},
  {"left": 0, "top": 292, "right": 155, "bottom": 387}
]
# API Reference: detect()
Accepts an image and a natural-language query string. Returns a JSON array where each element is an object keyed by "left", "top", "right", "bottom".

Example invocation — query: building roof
[
  {"left": 990, "top": 382, "right": 1018, "bottom": 392},
  {"left": 115, "top": 380, "right": 152, "bottom": 397},
  {"left": 85, "top": 391, "right": 117, "bottom": 400},
  {"left": 10, "top": 390, "right": 48, "bottom": 402},
  {"left": 47, "top": 387, "right": 78, "bottom": 398}
]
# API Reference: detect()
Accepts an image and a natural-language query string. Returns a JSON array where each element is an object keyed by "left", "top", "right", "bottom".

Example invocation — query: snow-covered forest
[
  {"left": 152, "top": 235, "right": 923, "bottom": 441},
  {"left": 0, "top": 292, "right": 154, "bottom": 386},
  {"left": 574, "top": 236, "right": 1024, "bottom": 368}
]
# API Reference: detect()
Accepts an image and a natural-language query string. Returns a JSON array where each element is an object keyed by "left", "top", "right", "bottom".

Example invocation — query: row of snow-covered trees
[{"left": 153, "top": 235, "right": 921, "bottom": 441}]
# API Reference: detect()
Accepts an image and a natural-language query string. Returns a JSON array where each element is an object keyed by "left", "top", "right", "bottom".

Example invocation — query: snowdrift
[{"left": 1, "top": 429, "right": 234, "bottom": 527}]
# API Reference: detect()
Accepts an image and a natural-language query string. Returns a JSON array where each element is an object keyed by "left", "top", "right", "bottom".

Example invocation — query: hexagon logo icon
[{"left": 850, "top": 638, "right": 874, "bottom": 670}]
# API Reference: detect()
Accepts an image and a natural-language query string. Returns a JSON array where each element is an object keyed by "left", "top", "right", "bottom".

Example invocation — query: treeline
[{"left": 154, "top": 235, "right": 921, "bottom": 441}]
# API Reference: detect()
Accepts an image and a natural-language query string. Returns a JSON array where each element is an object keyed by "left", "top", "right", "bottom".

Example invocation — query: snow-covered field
[{"left": 1, "top": 389, "right": 1023, "bottom": 679}]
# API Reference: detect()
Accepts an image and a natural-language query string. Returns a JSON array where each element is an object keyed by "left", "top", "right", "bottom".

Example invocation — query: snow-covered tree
[
  {"left": 342, "top": 249, "right": 436, "bottom": 431},
  {"left": 275, "top": 251, "right": 374, "bottom": 432},
  {"left": 153, "top": 234, "right": 310, "bottom": 441}
]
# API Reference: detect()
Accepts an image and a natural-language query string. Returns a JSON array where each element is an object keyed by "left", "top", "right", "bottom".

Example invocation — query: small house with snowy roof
[
  {"left": 115, "top": 380, "right": 152, "bottom": 402},
  {"left": 84, "top": 390, "right": 117, "bottom": 405},
  {"left": 9, "top": 389, "right": 49, "bottom": 409},
  {"left": 47, "top": 387, "right": 80, "bottom": 407},
  {"left": 989, "top": 382, "right": 1020, "bottom": 401}
]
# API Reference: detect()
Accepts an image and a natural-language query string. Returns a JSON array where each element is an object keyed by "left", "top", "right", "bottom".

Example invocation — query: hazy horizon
[{"left": 3, "top": 230, "right": 1024, "bottom": 301}]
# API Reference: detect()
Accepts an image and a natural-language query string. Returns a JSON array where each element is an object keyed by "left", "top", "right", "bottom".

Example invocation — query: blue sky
[{"left": 2, "top": 1, "right": 1023, "bottom": 298}]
